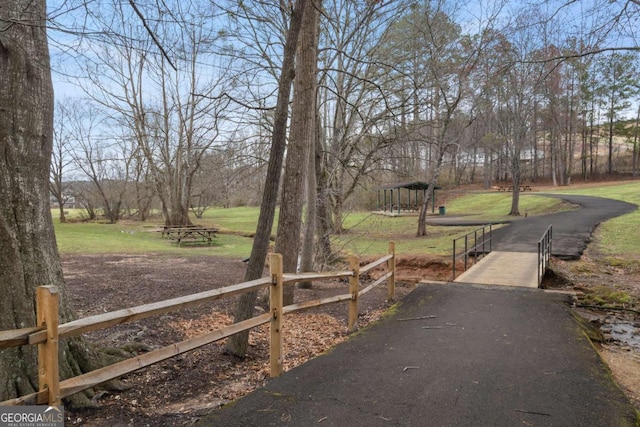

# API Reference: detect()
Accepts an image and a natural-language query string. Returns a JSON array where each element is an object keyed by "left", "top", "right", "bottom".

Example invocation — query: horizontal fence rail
[
  {"left": 452, "top": 225, "right": 493, "bottom": 280},
  {"left": 537, "top": 225, "right": 553, "bottom": 285},
  {"left": 0, "top": 242, "right": 396, "bottom": 407}
]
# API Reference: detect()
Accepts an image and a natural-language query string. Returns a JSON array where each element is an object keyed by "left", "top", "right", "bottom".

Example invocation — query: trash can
[{"left": 439, "top": 206, "right": 446, "bottom": 216}]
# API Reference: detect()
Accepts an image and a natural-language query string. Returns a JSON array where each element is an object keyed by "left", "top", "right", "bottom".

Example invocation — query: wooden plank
[
  {"left": 360, "top": 271, "right": 393, "bottom": 296},
  {"left": 387, "top": 242, "right": 396, "bottom": 301},
  {"left": 270, "top": 254, "right": 284, "bottom": 378},
  {"left": 0, "top": 326, "right": 44, "bottom": 349},
  {"left": 58, "top": 313, "right": 272, "bottom": 400},
  {"left": 0, "top": 390, "right": 46, "bottom": 406},
  {"left": 28, "top": 277, "right": 272, "bottom": 345},
  {"left": 282, "top": 271, "right": 352, "bottom": 283},
  {"left": 360, "top": 254, "right": 393, "bottom": 274},
  {"left": 37, "top": 286, "right": 60, "bottom": 406},
  {"left": 283, "top": 294, "right": 352, "bottom": 314}
]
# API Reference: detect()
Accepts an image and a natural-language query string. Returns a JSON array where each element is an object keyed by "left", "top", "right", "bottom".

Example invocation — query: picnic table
[
  {"left": 497, "top": 185, "right": 532, "bottom": 192},
  {"left": 161, "top": 225, "right": 218, "bottom": 246}
]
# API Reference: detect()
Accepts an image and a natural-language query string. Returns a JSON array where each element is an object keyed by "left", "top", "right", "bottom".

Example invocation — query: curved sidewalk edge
[{"left": 197, "top": 283, "right": 639, "bottom": 427}]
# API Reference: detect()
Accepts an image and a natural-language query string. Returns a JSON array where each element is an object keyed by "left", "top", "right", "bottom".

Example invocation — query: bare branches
[{"left": 127, "top": 0, "right": 176, "bottom": 70}]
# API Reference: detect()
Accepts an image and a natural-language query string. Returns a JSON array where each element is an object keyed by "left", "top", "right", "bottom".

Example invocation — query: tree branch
[{"left": 127, "top": 0, "right": 176, "bottom": 71}]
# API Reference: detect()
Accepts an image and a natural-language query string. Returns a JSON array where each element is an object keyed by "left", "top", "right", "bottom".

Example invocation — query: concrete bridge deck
[{"left": 454, "top": 251, "right": 540, "bottom": 288}]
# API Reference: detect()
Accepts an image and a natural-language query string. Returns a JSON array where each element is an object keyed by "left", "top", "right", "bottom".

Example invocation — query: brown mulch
[
  {"left": 62, "top": 254, "right": 449, "bottom": 426},
  {"left": 61, "top": 249, "right": 640, "bottom": 426}
]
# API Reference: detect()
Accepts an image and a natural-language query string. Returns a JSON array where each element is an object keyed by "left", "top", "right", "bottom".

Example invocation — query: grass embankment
[
  {"left": 53, "top": 192, "right": 574, "bottom": 259},
  {"left": 549, "top": 182, "right": 640, "bottom": 269}
]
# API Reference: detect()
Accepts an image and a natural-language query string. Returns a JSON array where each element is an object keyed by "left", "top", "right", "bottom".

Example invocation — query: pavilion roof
[{"left": 374, "top": 181, "right": 441, "bottom": 191}]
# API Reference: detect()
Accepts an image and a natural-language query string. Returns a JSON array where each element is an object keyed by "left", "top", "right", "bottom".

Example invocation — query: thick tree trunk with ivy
[{"left": 0, "top": 1, "right": 108, "bottom": 407}]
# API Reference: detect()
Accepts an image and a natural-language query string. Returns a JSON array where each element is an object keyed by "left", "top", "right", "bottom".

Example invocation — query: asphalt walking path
[{"left": 198, "top": 194, "right": 638, "bottom": 426}]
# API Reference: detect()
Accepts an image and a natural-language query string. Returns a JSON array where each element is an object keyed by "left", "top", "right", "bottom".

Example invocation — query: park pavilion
[{"left": 374, "top": 181, "right": 441, "bottom": 216}]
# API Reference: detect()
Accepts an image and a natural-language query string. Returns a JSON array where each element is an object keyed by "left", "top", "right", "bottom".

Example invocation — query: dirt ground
[
  {"left": 62, "top": 253, "right": 450, "bottom": 426},
  {"left": 61, "top": 248, "right": 640, "bottom": 426}
]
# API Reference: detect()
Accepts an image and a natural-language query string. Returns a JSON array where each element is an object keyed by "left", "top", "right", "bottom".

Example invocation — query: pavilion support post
[{"left": 432, "top": 187, "right": 436, "bottom": 214}]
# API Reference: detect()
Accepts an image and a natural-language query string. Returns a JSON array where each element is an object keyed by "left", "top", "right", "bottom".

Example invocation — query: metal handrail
[
  {"left": 452, "top": 224, "right": 493, "bottom": 280},
  {"left": 537, "top": 225, "right": 553, "bottom": 285}
]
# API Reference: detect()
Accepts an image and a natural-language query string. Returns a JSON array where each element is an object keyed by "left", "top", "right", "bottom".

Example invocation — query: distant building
[{"left": 50, "top": 195, "right": 76, "bottom": 209}]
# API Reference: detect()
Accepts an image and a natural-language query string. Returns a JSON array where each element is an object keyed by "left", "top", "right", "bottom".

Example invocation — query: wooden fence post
[
  {"left": 348, "top": 255, "right": 359, "bottom": 332},
  {"left": 269, "top": 254, "right": 284, "bottom": 377},
  {"left": 36, "top": 286, "right": 60, "bottom": 406},
  {"left": 387, "top": 242, "right": 396, "bottom": 302}
]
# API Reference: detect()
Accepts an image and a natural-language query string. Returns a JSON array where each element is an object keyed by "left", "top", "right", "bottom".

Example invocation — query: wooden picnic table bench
[
  {"left": 161, "top": 224, "right": 201, "bottom": 237},
  {"left": 497, "top": 185, "right": 533, "bottom": 192},
  {"left": 161, "top": 226, "right": 218, "bottom": 246}
]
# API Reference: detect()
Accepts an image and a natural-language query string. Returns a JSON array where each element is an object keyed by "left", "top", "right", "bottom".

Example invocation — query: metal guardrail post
[
  {"left": 489, "top": 224, "right": 492, "bottom": 252},
  {"left": 537, "top": 225, "right": 553, "bottom": 286},
  {"left": 473, "top": 229, "right": 478, "bottom": 259},
  {"left": 538, "top": 241, "right": 541, "bottom": 285},
  {"left": 451, "top": 224, "right": 494, "bottom": 281},
  {"left": 464, "top": 235, "right": 468, "bottom": 271},
  {"left": 452, "top": 239, "right": 457, "bottom": 280}
]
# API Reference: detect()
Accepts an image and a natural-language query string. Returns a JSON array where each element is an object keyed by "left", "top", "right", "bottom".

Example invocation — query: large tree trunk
[
  {"left": 416, "top": 149, "right": 446, "bottom": 237},
  {"left": 225, "top": 0, "right": 308, "bottom": 358},
  {"left": 276, "top": 1, "right": 318, "bottom": 305},
  {"left": 298, "top": 108, "right": 320, "bottom": 289},
  {"left": 0, "top": 0, "right": 104, "bottom": 407},
  {"left": 316, "top": 155, "right": 334, "bottom": 266}
]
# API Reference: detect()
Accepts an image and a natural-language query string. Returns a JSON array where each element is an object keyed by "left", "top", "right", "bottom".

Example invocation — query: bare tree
[
  {"left": 274, "top": 0, "right": 320, "bottom": 304},
  {"left": 315, "top": 0, "right": 404, "bottom": 252},
  {"left": 225, "top": 0, "right": 309, "bottom": 358},
  {"left": 493, "top": 15, "right": 547, "bottom": 216},
  {"left": 68, "top": 0, "right": 233, "bottom": 226},
  {"left": 65, "top": 102, "right": 133, "bottom": 223},
  {"left": 384, "top": 1, "right": 499, "bottom": 235},
  {"left": 51, "top": 100, "right": 78, "bottom": 223}
]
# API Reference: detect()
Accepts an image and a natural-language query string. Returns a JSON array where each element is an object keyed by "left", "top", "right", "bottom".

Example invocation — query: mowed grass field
[{"left": 53, "top": 181, "right": 640, "bottom": 264}]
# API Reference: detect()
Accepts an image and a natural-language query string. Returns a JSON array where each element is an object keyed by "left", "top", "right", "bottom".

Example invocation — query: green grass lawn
[
  {"left": 548, "top": 181, "right": 640, "bottom": 266},
  {"left": 53, "top": 181, "right": 640, "bottom": 262},
  {"left": 54, "top": 216, "right": 255, "bottom": 258}
]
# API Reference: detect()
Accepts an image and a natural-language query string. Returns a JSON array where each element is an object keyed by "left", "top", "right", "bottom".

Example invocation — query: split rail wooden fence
[{"left": 0, "top": 242, "right": 396, "bottom": 407}]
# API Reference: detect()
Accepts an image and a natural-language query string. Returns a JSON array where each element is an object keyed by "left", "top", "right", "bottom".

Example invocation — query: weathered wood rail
[{"left": 0, "top": 243, "right": 396, "bottom": 407}]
